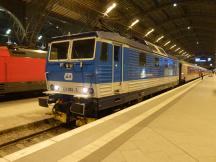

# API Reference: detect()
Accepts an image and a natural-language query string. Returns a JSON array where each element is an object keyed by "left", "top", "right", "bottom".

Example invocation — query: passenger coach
[{"left": 39, "top": 31, "right": 179, "bottom": 124}]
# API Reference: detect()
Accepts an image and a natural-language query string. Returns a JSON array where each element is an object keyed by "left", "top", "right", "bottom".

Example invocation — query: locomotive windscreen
[
  {"left": 50, "top": 41, "right": 69, "bottom": 60},
  {"left": 71, "top": 39, "right": 95, "bottom": 59}
]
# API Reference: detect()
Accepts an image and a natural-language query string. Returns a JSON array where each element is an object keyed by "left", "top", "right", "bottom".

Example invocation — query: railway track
[{"left": 0, "top": 118, "right": 71, "bottom": 157}]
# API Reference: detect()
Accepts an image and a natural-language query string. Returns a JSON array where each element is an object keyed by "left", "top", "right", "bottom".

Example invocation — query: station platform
[
  {"left": 0, "top": 98, "right": 52, "bottom": 132},
  {"left": 1, "top": 76, "right": 216, "bottom": 162}
]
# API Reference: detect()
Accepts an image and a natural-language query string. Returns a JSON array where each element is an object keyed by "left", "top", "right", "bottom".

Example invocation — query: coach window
[
  {"left": 139, "top": 53, "right": 146, "bottom": 66},
  {"left": 100, "top": 42, "right": 109, "bottom": 62},
  {"left": 164, "top": 59, "right": 168, "bottom": 68},
  {"left": 50, "top": 41, "right": 69, "bottom": 60},
  {"left": 154, "top": 57, "right": 160, "bottom": 67}
]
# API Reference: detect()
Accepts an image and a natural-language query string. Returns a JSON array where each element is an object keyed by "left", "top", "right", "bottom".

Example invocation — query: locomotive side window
[
  {"left": 72, "top": 39, "right": 95, "bottom": 59},
  {"left": 114, "top": 45, "right": 120, "bottom": 62},
  {"left": 154, "top": 57, "right": 160, "bottom": 67},
  {"left": 100, "top": 42, "right": 109, "bottom": 62},
  {"left": 139, "top": 53, "right": 146, "bottom": 66},
  {"left": 50, "top": 42, "right": 69, "bottom": 60}
]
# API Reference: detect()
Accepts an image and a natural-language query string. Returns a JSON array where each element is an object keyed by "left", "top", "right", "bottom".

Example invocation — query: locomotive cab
[{"left": 47, "top": 38, "right": 96, "bottom": 98}]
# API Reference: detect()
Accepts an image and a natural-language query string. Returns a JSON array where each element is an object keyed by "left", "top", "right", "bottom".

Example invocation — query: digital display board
[{"left": 195, "top": 57, "right": 212, "bottom": 62}]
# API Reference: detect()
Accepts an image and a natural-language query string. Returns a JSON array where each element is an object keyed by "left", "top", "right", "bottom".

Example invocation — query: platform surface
[
  {"left": 2, "top": 76, "right": 216, "bottom": 162},
  {"left": 101, "top": 76, "right": 216, "bottom": 162},
  {"left": 0, "top": 97, "right": 52, "bottom": 132}
]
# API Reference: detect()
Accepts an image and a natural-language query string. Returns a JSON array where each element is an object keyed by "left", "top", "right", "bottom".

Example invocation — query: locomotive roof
[{"left": 51, "top": 31, "right": 169, "bottom": 58}]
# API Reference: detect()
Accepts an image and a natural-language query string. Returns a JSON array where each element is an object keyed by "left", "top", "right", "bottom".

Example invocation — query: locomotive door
[{"left": 113, "top": 44, "right": 123, "bottom": 93}]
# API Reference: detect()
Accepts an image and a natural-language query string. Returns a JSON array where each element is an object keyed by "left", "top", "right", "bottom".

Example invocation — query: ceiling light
[
  {"left": 196, "top": 41, "right": 199, "bottom": 45},
  {"left": 104, "top": 3, "right": 117, "bottom": 16},
  {"left": 170, "top": 44, "right": 176, "bottom": 49},
  {"left": 179, "top": 50, "right": 184, "bottom": 54},
  {"left": 0, "top": 8, "right": 5, "bottom": 12},
  {"left": 145, "top": 28, "right": 154, "bottom": 37},
  {"left": 6, "top": 29, "right": 11, "bottom": 35},
  {"left": 164, "top": 41, "right": 171, "bottom": 46},
  {"left": 175, "top": 47, "right": 180, "bottom": 52},
  {"left": 129, "top": 19, "right": 139, "bottom": 28},
  {"left": 155, "top": 35, "right": 164, "bottom": 42},
  {"left": 173, "top": 3, "right": 178, "bottom": 7},
  {"left": 187, "top": 26, "right": 191, "bottom": 30}
]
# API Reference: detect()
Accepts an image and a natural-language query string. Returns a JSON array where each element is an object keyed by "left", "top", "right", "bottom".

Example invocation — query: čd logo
[{"left": 64, "top": 73, "right": 73, "bottom": 80}]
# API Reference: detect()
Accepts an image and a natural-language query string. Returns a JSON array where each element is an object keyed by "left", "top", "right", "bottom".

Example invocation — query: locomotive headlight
[
  {"left": 54, "top": 85, "right": 60, "bottom": 91},
  {"left": 82, "top": 87, "right": 88, "bottom": 94}
]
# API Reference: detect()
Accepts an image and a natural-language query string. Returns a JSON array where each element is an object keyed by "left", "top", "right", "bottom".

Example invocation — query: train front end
[{"left": 39, "top": 35, "right": 97, "bottom": 125}]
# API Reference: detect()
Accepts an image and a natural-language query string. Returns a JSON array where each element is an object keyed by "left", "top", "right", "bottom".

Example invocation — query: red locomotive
[{"left": 0, "top": 45, "right": 47, "bottom": 94}]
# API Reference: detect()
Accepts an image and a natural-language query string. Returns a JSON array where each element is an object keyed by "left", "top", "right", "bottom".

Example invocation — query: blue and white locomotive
[{"left": 39, "top": 31, "right": 179, "bottom": 124}]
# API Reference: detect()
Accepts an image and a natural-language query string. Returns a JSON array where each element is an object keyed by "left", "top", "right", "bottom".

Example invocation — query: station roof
[
  {"left": 44, "top": 0, "right": 216, "bottom": 58},
  {"left": 0, "top": 0, "right": 216, "bottom": 61}
]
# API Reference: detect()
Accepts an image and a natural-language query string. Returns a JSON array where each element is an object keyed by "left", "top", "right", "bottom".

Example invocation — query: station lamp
[
  {"left": 6, "top": 29, "right": 11, "bottom": 35},
  {"left": 37, "top": 35, "right": 43, "bottom": 41},
  {"left": 170, "top": 44, "right": 176, "bottom": 50},
  {"left": 155, "top": 35, "right": 164, "bottom": 43},
  {"left": 144, "top": 28, "right": 154, "bottom": 37},
  {"left": 129, "top": 19, "right": 140, "bottom": 28},
  {"left": 187, "top": 26, "right": 191, "bottom": 30},
  {"left": 173, "top": 3, "right": 178, "bottom": 7},
  {"left": 104, "top": 3, "right": 117, "bottom": 16},
  {"left": 164, "top": 40, "right": 171, "bottom": 46}
]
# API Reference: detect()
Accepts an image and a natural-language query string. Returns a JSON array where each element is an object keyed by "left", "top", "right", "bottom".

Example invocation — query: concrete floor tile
[
  {"left": 118, "top": 141, "right": 138, "bottom": 151},
  {"left": 132, "top": 139, "right": 163, "bottom": 153},
  {"left": 179, "top": 143, "right": 216, "bottom": 157},
  {"left": 141, "top": 151, "right": 173, "bottom": 162},
  {"left": 197, "top": 156, "right": 216, "bottom": 162},
  {"left": 169, "top": 154, "right": 197, "bottom": 162},
  {"left": 121, "top": 150, "right": 154, "bottom": 162},
  {"left": 129, "top": 127, "right": 153, "bottom": 141},
  {"left": 0, "top": 158, "right": 8, "bottom": 162},
  {"left": 101, "top": 150, "right": 126, "bottom": 162}
]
